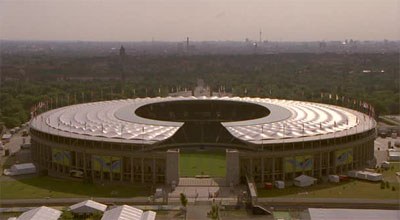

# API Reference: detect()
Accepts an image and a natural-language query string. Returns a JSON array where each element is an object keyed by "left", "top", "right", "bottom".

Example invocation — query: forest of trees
[{"left": 1, "top": 53, "right": 399, "bottom": 128}]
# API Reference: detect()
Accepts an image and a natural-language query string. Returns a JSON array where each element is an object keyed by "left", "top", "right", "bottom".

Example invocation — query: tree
[
  {"left": 180, "top": 193, "right": 188, "bottom": 208},
  {"left": 207, "top": 203, "right": 219, "bottom": 220},
  {"left": 180, "top": 193, "right": 188, "bottom": 219},
  {"left": 60, "top": 209, "right": 74, "bottom": 220},
  {"left": 86, "top": 212, "right": 103, "bottom": 220}
]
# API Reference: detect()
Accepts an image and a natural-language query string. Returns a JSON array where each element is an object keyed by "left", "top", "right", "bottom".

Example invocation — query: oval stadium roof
[{"left": 30, "top": 96, "right": 376, "bottom": 145}]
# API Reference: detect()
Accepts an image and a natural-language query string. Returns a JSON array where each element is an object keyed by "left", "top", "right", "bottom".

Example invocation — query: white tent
[
  {"left": 388, "top": 151, "right": 400, "bottom": 161},
  {"left": 69, "top": 199, "right": 107, "bottom": 215},
  {"left": 274, "top": 181, "right": 285, "bottom": 189},
  {"left": 101, "top": 205, "right": 156, "bottom": 220},
  {"left": 4, "top": 163, "right": 36, "bottom": 176},
  {"left": 328, "top": 175, "right": 340, "bottom": 183},
  {"left": 141, "top": 211, "right": 156, "bottom": 220},
  {"left": 294, "top": 174, "right": 317, "bottom": 187},
  {"left": 17, "top": 206, "right": 61, "bottom": 220}
]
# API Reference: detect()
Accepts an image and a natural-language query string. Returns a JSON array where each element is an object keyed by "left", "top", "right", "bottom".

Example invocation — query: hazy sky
[{"left": 1, "top": 0, "right": 399, "bottom": 41}]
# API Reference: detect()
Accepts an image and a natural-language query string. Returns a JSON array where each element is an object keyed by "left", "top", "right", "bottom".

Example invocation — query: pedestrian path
[{"left": 179, "top": 177, "right": 226, "bottom": 186}]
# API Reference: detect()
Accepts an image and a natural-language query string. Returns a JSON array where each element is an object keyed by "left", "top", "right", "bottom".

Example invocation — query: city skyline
[{"left": 1, "top": 0, "right": 399, "bottom": 42}]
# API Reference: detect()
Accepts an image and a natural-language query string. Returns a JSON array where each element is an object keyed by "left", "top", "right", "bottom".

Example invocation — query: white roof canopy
[
  {"left": 31, "top": 97, "right": 375, "bottom": 145},
  {"left": 101, "top": 205, "right": 156, "bottom": 220},
  {"left": 69, "top": 199, "right": 107, "bottom": 214},
  {"left": 17, "top": 206, "right": 61, "bottom": 220}
]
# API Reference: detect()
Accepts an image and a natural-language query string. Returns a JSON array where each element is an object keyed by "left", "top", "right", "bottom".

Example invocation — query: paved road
[
  {"left": 258, "top": 197, "right": 400, "bottom": 210},
  {"left": 0, "top": 197, "right": 154, "bottom": 207}
]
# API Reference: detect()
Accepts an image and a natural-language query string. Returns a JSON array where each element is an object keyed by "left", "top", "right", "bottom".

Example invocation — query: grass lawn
[
  {"left": 179, "top": 151, "right": 226, "bottom": 177},
  {"left": 0, "top": 176, "right": 150, "bottom": 199},
  {"left": 258, "top": 163, "right": 400, "bottom": 200}
]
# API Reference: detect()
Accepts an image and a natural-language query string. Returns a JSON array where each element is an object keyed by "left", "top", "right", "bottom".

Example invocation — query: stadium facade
[{"left": 30, "top": 97, "right": 376, "bottom": 185}]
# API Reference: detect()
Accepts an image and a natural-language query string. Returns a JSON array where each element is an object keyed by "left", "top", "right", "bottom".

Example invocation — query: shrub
[{"left": 180, "top": 193, "right": 188, "bottom": 208}]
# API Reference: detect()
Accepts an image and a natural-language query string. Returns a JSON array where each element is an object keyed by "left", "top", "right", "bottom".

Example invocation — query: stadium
[{"left": 29, "top": 97, "right": 376, "bottom": 185}]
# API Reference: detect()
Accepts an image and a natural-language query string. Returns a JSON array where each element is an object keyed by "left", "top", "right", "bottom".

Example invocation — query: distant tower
[
  {"left": 259, "top": 29, "right": 262, "bottom": 43},
  {"left": 119, "top": 45, "right": 126, "bottom": 81},
  {"left": 186, "top": 37, "right": 189, "bottom": 52},
  {"left": 119, "top": 45, "right": 126, "bottom": 57}
]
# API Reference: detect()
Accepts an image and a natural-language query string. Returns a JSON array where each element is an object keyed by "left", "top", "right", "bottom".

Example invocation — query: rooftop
[
  {"left": 17, "top": 206, "right": 61, "bottom": 220},
  {"left": 308, "top": 208, "right": 400, "bottom": 220},
  {"left": 30, "top": 97, "right": 376, "bottom": 145}
]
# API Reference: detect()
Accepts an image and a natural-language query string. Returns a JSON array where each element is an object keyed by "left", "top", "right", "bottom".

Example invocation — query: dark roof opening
[{"left": 135, "top": 100, "right": 269, "bottom": 122}]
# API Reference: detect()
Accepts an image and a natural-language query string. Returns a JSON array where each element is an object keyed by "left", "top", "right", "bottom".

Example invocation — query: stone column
[
  {"left": 327, "top": 152, "right": 331, "bottom": 175},
  {"left": 272, "top": 157, "right": 275, "bottom": 182},
  {"left": 226, "top": 149, "right": 240, "bottom": 185},
  {"left": 166, "top": 149, "right": 180, "bottom": 185},
  {"left": 83, "top": 152, "right": 87, "bottom": 178},
  {"left": 319, "top": 152, "right": 322, "bottom": 178},
  {"left": 261, "top": 157, "right": 264, "bottom": 184},
  {"left": 152, "top": 158, "right": 156, "bottom": 184},
  {"left": 141, "top": 158, "right": 144, "bottom": 183},
  {"left": 130, "top": 157, "right": 134, "bottom": 183}
]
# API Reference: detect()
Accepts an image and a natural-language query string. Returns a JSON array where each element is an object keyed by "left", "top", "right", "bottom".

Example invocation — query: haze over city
[{"left": 1, "top": 0, "right": 399, "bottom": 42}]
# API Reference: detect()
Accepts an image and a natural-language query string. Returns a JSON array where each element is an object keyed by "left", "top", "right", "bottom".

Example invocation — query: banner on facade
[
  {"left": 335, "top": 148, "right": 353, "bottom": 165},
  {"left": 92, "top": 155, "right": 121, "bottom": 173},
  {"left": 284, "top": 155, "right": 313, "bottom": 172},
  {"left": 52, "top": 148, "right": 71, "bottom": 166}
]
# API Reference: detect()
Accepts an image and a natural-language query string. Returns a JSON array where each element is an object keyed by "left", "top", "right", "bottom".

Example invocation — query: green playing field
[{"left": 179, "top": 151, "right": 226, "bottom": 177}]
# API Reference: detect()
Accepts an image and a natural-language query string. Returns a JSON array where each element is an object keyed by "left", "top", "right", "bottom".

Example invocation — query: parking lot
[
  {"left": 0, "top": 128, "right": 32, "bottom": 174},
  {"left": 374, "top": 136, "right": 400, "bottom": 165}
]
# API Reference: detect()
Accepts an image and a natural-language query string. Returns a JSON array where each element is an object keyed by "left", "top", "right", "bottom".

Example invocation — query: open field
[
  {"left": 179, "top": 151, "right": 226, "bottom": 177},
  {"left": 0, "top": 176, "right": 150, "bottom": 199},
  {"left": 258, "top": 163, "right": 400, "bottom": 200}
]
